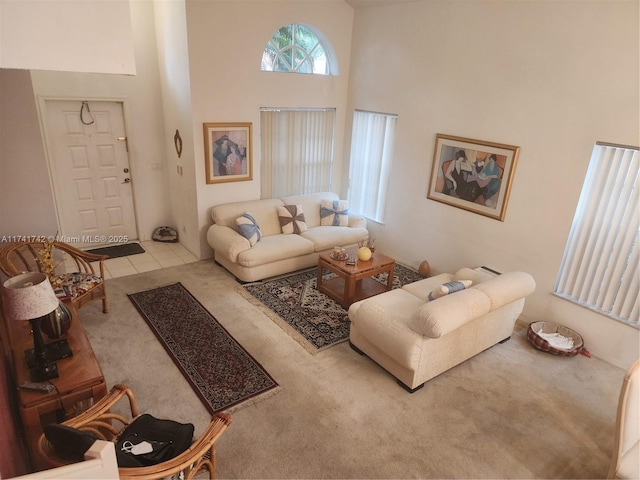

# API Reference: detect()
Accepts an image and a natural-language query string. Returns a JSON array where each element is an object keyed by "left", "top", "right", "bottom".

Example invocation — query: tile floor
[{"left": 101, "top": 241, "right": 199, "bottom": 279}]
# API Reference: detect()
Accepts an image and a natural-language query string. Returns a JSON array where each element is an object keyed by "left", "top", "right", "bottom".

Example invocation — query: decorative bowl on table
[{"left": 330, "top": 247, "right": 348, "bottom": 261}]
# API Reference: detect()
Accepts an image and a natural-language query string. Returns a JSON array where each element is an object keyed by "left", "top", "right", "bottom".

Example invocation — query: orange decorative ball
[
  {"left": 357, "top": 247, "right": 372, "bottom": 261},
  {"left": 419, "top": 260, "right": 431, "bottom": 277}
]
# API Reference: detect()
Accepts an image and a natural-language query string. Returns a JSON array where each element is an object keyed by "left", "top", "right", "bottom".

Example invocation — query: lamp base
[
  {"left": 25, "top": 338, "right": 72, "bottom": 369},
  {"left": 30, "top": 361, "right": 59, "bottom": 382}
]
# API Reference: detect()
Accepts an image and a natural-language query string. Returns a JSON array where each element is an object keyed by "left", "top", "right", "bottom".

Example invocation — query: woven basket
[{"left": 527, "top": 321, "right": 584, "bottom": 357}]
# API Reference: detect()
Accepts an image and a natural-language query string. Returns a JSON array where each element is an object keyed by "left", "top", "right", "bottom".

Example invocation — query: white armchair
[{"left": 608, "top": 358, "right": 640, "bottom": 479}]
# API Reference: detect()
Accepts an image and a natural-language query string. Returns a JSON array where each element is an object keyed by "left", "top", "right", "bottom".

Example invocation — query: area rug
[
  {"left": 240, "top": 264, "right": 423, "bottom": 354},
  {"left": 87, "top": 242, "right": 145, "bottom": 258},
  {"left": 128, "top": 283, "right": 279, "bottom": 415}
]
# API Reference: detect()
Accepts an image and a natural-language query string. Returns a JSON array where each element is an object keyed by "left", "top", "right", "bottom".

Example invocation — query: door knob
[
  {"left": 124, "top": 168, "right": 129, "bottom": 173},
  {"left": 122, "top": 178, "right": 131, "bottom": 184}
]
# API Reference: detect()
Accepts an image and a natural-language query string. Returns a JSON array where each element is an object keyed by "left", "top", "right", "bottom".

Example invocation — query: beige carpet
[{"left": 78, "top": 260, "right": 624, "bottom": 479}]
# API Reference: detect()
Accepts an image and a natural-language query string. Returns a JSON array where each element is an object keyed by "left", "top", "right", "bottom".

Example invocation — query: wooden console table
[
  {"left": 9, "top": 306, "right": 107, "bottom": 471},
  {"left": 317, "top": 247, "right": 395, "bottom": 308}
]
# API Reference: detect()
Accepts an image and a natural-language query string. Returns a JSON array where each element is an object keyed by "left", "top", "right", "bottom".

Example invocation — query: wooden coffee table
[{"left": 317, "top": 247, "right": 395, "bottom": 308}]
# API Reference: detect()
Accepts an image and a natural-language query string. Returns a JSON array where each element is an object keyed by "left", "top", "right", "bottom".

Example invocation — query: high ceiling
[{"left": 345, "top": 0, "right": 417, "bottom": 8}]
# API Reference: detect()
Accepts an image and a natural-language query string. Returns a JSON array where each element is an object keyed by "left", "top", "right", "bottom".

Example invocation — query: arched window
[{"left": 261, "top": 23, "right": 337, "bottom": 75}]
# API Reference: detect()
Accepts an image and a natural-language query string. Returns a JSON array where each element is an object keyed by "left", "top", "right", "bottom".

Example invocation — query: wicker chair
[
  {"left": 0, "top": 240, "right": 108, "bottom": 313},
  {"left": 38, "top": 384, "right": 232, "bottom": 480}
]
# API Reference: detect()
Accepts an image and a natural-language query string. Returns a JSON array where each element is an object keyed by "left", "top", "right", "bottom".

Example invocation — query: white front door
[{"left": 43, "top": 100, "right": 137, "bottom": 246}]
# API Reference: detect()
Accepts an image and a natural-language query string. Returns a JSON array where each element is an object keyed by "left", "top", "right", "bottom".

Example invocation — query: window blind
[
  {"left": 347, "top": 110, "right": 397, "bottom": 223},
  {"left": 260, "top": 108, "right": 335, "bottom": 198},
  {"left": 554, "top": 143, "right": 639, "bottom": 327}
]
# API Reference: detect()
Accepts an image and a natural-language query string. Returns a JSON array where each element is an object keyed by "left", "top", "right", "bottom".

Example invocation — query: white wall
[
  {"left": 0, "top": 70, "right": 59, "bottom": 238},
  {"left": 183, "top": 0, "right": 354, "bottom": 258},
  {"left": 0, "top": 0, "right": 135, "bottom": 75},
  {"left": 346, "top": 0, "right": 639, "bottom": 369},
  {"left": 0, "top": 0, "right": 354, "bottom": 260},
  {"left": 0, "top": 1, "right": 172, "bottom": 244},
  {"left": 153, "top": 0, "right": 199, "bottom": 257}
]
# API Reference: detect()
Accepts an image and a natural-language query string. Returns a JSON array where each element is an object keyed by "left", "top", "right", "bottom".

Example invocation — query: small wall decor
[
  {"left": 174, "top": 129, "right": 183, "bottom": 158},
  {"left": 427, "top": 134, "right": 520, "bottom": 221},
  {"left": 203, "top": 122, "right": 253, "bottom": 184}
]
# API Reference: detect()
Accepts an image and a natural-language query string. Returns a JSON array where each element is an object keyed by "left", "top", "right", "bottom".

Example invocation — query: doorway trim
[{"left": 37, "top": 95, "right": 140, "bottom": 245}]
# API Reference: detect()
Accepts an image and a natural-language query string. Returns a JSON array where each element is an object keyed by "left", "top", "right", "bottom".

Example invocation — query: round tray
[
  {"left": 527, "top": 321, "right": 584, "bottom": 356},
  {"left": 330, "top": 253, "right": 349, "bottom": 261}
]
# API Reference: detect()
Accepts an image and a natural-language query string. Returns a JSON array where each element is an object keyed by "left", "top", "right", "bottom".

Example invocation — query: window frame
[
  {"left": 260, "top": 23, "right": 338, "bottom": 76},
  {"left": 554, "top": 141, "right": 639, "bottom": 328}
]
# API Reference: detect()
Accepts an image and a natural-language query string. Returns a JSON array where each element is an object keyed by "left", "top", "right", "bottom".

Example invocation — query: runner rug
[
  {"left": 240, "top": 264, "right": 423, "bottom": 354},
  {"left": 128, "top": 283, "right": 279, "bottom": 415}
]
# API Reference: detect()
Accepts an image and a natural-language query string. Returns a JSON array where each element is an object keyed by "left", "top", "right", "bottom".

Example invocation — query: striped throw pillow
[
  {"left": 236, "top": 213, "right": 262, "bottom": 246},
  {"left": 426, "top": 280, "right": 472, "bottom": 302}
]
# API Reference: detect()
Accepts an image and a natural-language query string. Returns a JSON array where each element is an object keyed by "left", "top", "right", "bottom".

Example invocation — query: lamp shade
[{"left": 2, "top": 272, "right": 60, "bottom": 321}]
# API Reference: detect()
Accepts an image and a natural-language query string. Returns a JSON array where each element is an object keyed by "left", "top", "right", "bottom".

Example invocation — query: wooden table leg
[
  {"left": 344, "top": 275, "right": 356, "bottom": 308},
  {"left": 92, "top": 382, "right": 108, "bottom": 401},
  {"left": 387, "top": 264, "right": 395, "bottom": 290}
]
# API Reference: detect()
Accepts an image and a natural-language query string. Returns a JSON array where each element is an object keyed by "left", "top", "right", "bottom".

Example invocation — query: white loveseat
[
  {"left": 206, "top": 192, "right": 368, "bottom": 282},
  {"left": 348, "top": 267, "right": 536, "bottom": 392}
]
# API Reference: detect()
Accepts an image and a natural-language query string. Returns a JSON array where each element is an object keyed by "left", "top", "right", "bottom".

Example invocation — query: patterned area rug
[
  {"left": 128, "top": 283, "right": 279, "bottom": 415},
  {"left": 241, "top": 264, "right": 423, "bottom": 354}
]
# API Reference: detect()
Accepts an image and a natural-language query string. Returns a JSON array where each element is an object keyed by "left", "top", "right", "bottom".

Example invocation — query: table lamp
[{"left": 3, "top": 272, "right": 62, "bottom": 381}]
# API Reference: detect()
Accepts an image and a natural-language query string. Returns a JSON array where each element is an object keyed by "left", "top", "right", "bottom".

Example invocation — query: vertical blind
[
  {"left": 347, "top": 110, "right": 397, "bottom": 223},
  {"left": 260, "top": 108, "right": 335, "bottom": 198},
  {"left": 554, "top": 143, "right": 639, "bottom": 327}
]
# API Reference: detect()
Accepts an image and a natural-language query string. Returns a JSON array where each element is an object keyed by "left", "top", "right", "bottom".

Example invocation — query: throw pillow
[
  {"left": 236, "top": 213, "right": 262, "bottom": 246},
  {"left": 320, "top": 199, "right": 349, "bottom": 226},
  {"left": 278, "top": 205, "right": 308, "bottom": 234},
  {"left": 426, "top": 280, "right": 472, "bottom": 302}
]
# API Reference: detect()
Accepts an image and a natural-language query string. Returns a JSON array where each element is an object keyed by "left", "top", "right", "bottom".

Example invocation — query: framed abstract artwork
[
  {"left": 203, "top": 122, "right": 253, "bottom": 184},
  {"left": 427, "top": 134, "right": 520, "bottom": 221}
]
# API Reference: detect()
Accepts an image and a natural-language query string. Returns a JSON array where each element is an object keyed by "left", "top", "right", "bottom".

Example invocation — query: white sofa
[
  {"left": 348, "top": 267, "right": 536, "bottom": 392},
  {"left": 206, "top": 192, "right": 368, "bottom": 282}
]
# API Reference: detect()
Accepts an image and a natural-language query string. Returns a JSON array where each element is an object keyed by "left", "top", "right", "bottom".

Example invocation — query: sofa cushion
[
  {"left": 236, "top": 234, "right": 314, "bottom": 268},
  {"left": 320, "top": 199, "right": 349, "bottom": 226},
  {"left": 410, "top": 288, "right": 491, "bottom": 338},
  {"left": 350, "top": 289, "right": 426, "bottom": 370},
  {"left": 471, "top": 271, "right": 536, "bottom": 311},
  {"left": 212, "top": 198, "right": 283, "bottom": 236},
  {"left": 236, "top": 213, "right": 262, "bottom": 246},
  {"left": 427, "top": 280, "right": 472, "bottom": 302},
  {"left": 54, "top": 273, "right": 103, "bottom": 300},
  {"left": 280, "top": 192, "right": 338, "bottom": 228},
  {"left": 454, "top": 267, "right": 495, "bottom": 284},
  {"left": 618, "top": 440, "right": 640, "bottom": 479},
  {"left": 401, "top": 273, "right": 455, "bottom": 301},
  {"left": 300, "top": 225, "right": 369, "bottom": 252},
  {"left": 278, "top": 205, "right": 308, "bottom": 234}
]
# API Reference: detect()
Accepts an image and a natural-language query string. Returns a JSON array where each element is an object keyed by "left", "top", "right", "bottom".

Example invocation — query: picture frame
[
  {"left": 203, "top": 122, "right": 253, "bottom": 184},
  {"left": 427, "top": 134, "right": 520, "bottom": 221}
]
